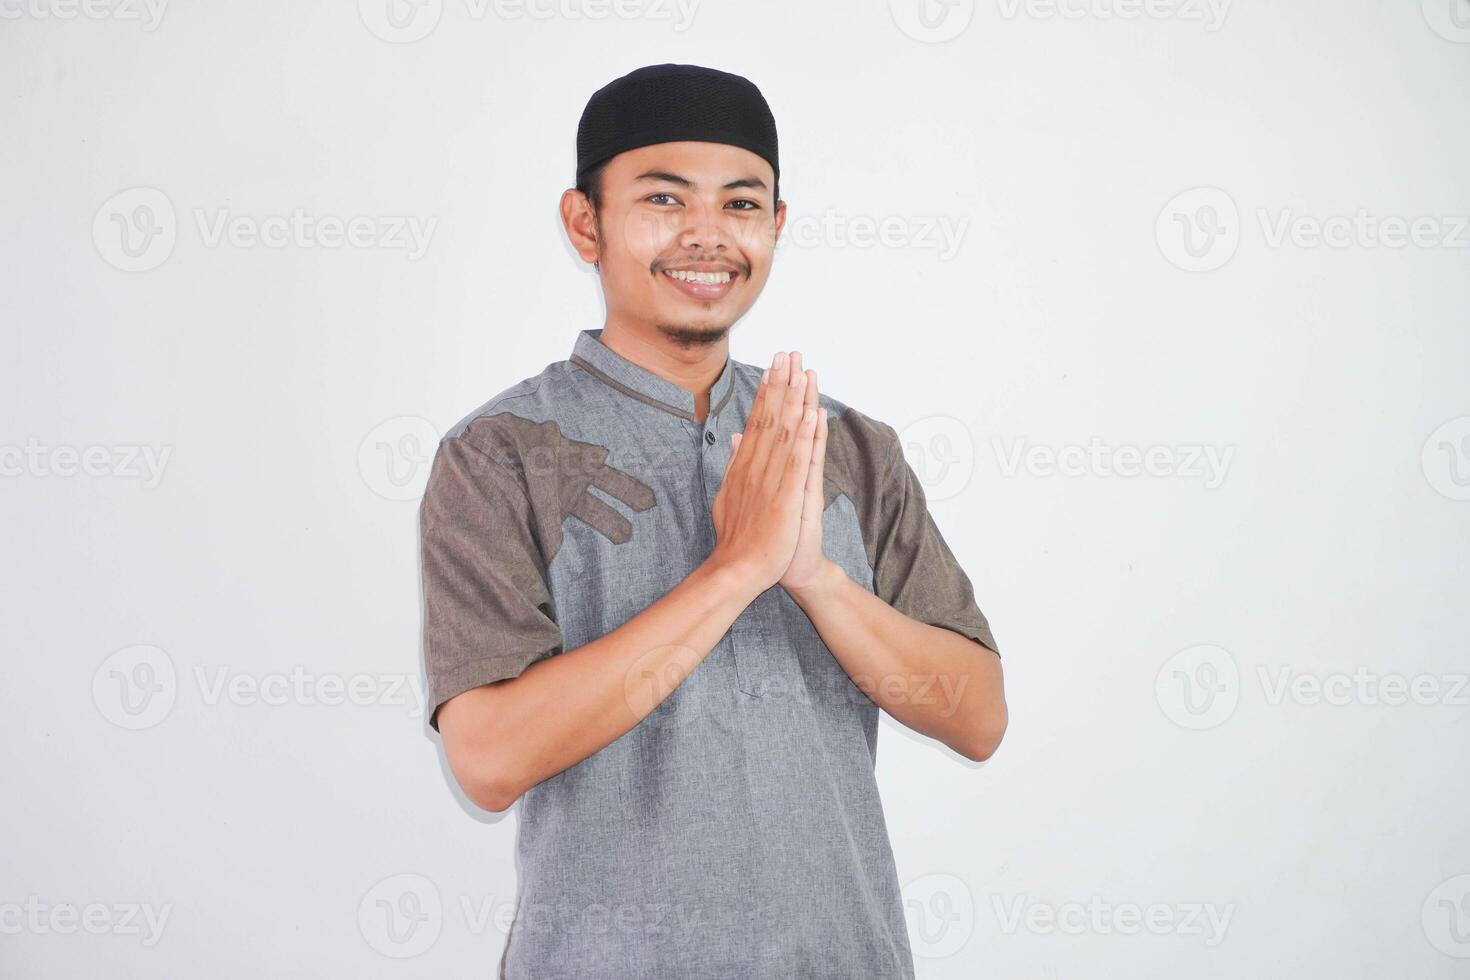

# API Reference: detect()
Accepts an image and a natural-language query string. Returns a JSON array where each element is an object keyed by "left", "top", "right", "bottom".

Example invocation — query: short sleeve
[
  {"left": 826, "top": 407, "right": 1000, "bottom": 657},
  {"left": 419, "top": 432, "right": 564, "bottom": 732}
]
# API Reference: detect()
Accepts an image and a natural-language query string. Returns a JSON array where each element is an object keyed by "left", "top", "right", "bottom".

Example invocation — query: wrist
[
  {"left": 783, "top": 558, "right": 846, "bottom": 606},
  {"left": 697, "top": 554, "right": 767, "bottom": 607}
]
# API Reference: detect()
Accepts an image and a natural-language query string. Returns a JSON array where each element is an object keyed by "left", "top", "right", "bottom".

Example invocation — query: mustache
[{"left": 652, "top": 257, "right": 749, "bottom": 276}]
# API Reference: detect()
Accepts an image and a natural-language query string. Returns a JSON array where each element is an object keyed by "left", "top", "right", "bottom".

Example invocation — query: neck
[{"left": 598, "top": 319, "right": 729, "bottom": 423}]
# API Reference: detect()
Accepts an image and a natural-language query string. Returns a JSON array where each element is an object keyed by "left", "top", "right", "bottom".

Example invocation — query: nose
[{"left": 676, "top": 196, "right": 728, "bottom": 254}]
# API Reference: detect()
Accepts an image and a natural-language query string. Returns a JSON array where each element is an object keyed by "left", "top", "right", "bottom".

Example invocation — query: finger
[
  {"left": 727, "top": 368, "right": 768, "bottom": 481},
  {"left": 794, "top": 365, "right": 819, "bottom": 498},
  {"left": 804, "top": 405, "right": 827, "bottom": 509},
  {"left": 763, "top": 352, "right": 808, "bottom": 495},
  {"left": 746, "top": 351, "right": 790, "bottom": 486},
  {"left": 778, "top": 398, "right": 820, "bottom": 499}
]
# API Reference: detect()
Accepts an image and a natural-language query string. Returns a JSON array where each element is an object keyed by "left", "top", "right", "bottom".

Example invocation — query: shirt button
[{"left": 704, "top": 430, "right": 716, "bottom": 446}]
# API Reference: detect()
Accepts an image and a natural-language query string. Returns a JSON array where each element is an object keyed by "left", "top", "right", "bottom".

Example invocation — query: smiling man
[{"left": 419, "top": 63, "right": 1006, "bottom": 979}]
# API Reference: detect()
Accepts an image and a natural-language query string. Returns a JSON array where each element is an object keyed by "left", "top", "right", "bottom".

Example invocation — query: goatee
[{"left": 655, "top": 323, "right": 729, "bottom": 350}]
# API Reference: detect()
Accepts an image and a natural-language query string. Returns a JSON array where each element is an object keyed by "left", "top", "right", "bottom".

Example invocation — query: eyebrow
[{"left": 633, "top": 170, "right": 769, "bottom": 192}]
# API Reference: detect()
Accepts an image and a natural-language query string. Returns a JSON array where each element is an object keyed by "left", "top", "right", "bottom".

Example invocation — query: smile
[{"left": 660, "top": 268, "right": 738, "bottom": 299}]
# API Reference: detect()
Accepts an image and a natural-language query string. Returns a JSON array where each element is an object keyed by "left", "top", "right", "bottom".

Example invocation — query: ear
[{"left": 560, "top": 188, "right": 601, "bottom": 265}]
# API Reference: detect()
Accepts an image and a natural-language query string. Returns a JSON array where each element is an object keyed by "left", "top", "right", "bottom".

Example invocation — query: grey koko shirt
[{"left": 420, "top": 327, "right": 999, "bottom": 980}]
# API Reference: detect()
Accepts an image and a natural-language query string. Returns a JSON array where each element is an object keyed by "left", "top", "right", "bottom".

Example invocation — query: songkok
[{"left": 575, "top": 63, "right": 779, "bottom": 189}]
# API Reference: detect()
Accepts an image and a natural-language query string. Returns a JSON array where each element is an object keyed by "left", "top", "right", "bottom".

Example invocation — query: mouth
[{"left": 659, "top": 266, "right": 739, "bottom": 301}]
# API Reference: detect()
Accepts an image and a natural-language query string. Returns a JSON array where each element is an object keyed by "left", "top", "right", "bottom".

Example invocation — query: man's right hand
[{"left": 708, "top": 349, "right": 819, "bottom": 595}]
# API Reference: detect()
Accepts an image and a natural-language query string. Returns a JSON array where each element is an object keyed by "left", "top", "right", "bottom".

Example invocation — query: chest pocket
[
  {"left": 731, "top": 590, "right": 775, "bottom": 698},
  {"left": 729, "top": 495, "right": 875, "bottom": 701}
]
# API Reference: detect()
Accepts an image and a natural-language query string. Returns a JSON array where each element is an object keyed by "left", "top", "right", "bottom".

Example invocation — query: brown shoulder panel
[
  {"left": 460, "top": 412, "right": 657, "bottom": 553},
  {"left": 822, "top": 407, "right": 999, "bottom": 655}
]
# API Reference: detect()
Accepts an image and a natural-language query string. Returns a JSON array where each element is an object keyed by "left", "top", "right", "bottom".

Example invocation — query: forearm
[
  {"left": 786, "top": 559, "right": 1007, "bottom": 761},
  {"left": 443, "top": 558, "right": 758, "bottom": 808}
]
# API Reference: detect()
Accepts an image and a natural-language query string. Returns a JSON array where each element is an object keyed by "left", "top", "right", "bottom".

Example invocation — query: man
[{"left": 420, "top": 63, "right": 1006, "bottom": 979}]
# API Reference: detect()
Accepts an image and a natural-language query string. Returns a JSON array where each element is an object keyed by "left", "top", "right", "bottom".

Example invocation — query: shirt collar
[{"left": 570, "top": 328, "right": 736, "bottom": 421}]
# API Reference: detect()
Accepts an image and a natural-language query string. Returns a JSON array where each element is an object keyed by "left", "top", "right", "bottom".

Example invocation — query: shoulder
[
  {"left": 812, "top": 389, "right": 905, "bottom": 503},
  {"left": 435, "top": 359, "right": 582, "bottom": 471}
]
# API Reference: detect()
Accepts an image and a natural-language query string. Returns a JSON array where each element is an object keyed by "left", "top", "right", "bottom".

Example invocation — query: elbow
[
  {"left": 446, "top": 736, "right": 525, "bottom": 813},
  {"left": 438, "top": 689, "right": 526, "bottom": 812},
  {"left": 958, "top": 720, "right": 1007, "bottom": 763},
  {"left": 464, "top": 751, "right": 525, "bottom": 812},
  {"left": 469, "top": 774, "right": 522, "bottom": 813}
]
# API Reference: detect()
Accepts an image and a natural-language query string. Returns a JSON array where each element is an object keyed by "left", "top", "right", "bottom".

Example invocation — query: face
[{"left": 562, "top": 141, "right": 786, "bottom": 346}]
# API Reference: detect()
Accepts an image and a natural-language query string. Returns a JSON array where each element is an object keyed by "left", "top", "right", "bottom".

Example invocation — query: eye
[
  {"left": 647, "top": 192, "right": 679, "bottom": 206},
  {"left": 727, "top": 199, "right": 760, "bottom": 211}
]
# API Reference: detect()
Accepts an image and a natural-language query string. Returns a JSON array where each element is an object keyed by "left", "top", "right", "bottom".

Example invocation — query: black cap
[{"left": 575, "top": 63, "right": 779, "bottom": 189}]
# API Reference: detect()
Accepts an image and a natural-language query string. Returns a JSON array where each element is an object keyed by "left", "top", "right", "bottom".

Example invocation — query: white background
[{"left": 3, "top": 0, "right": 1469, "bottom": 976}]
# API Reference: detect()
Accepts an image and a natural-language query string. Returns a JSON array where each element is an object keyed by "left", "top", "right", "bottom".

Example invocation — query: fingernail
[
  {"left": 770, "top": 352, "right": 781, "bottom": 369},
  {"left": 775, "top": 352, "right": 787, "bottom": 370},
  {"left": 761, "top": 368, "right": 769, "bottom": 384}
]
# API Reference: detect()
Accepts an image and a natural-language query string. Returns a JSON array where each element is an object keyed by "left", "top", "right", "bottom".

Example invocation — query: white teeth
[{"left": 665, "top": 270, "right": 732, "bottom": 284}]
